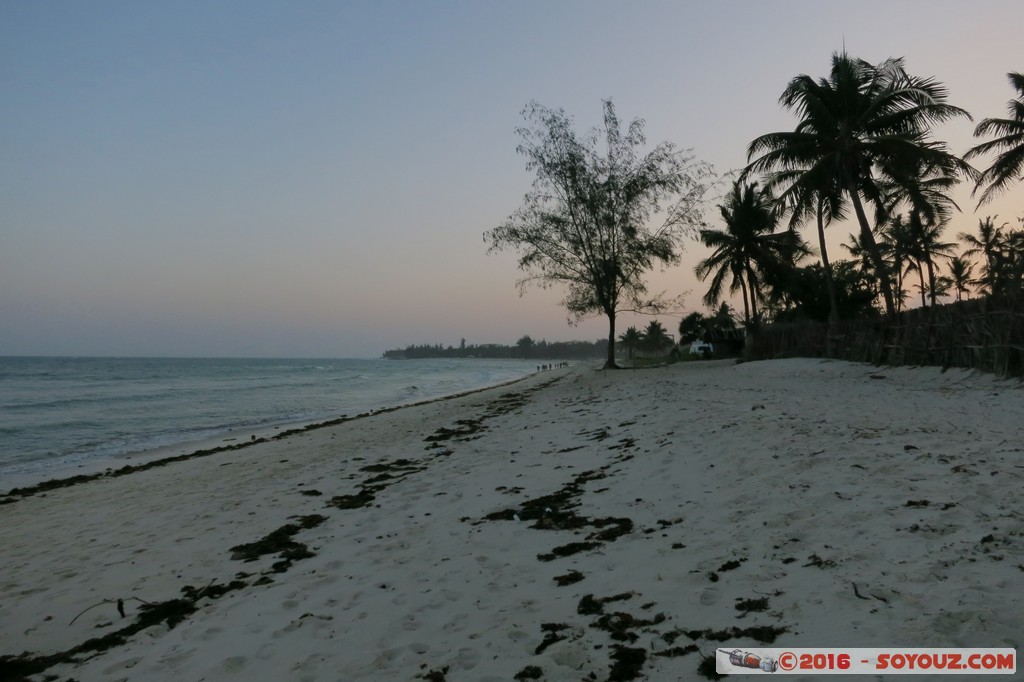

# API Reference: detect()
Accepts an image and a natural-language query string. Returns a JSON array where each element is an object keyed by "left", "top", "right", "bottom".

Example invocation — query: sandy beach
[{"left": 1, "top": 358, "right": 1021, "bottom": 681}]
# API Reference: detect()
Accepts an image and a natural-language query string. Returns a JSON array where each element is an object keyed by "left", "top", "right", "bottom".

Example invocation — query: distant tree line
[{"left": 382, "top": 336, "right": 609, "bottom": 360}]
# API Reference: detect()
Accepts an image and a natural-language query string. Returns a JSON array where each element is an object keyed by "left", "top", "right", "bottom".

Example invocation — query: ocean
[{"left": 0, "top": 356, "right": 541, "bottom": 487}]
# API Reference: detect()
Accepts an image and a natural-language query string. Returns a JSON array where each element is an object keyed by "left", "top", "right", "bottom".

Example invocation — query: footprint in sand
[
  {"left": 158, "top": 648, "right": 198, "bottom": 668},
  {"left": 101, "top": 656, "right": 142, "bottom": 675},
  {"left": 407, "top": 641, "right": 430, "bottom": 654},
  {"left": 371, "top": 645, "right": 404, "bottom": 667},
  {"left": 255, "top": 643, "right": 276, "bottom": 661},
  {"left": 699, "top": 587, "right": 721, "bottom": 606},
  {"left": 507, "top": 628, "right": 532, "bottom": 644},
  {"left": 549, "top": 638, "right": 590, "bottom": 670},
  {"left": 201, "top": 625, "right": 225, "bottom": 640},
  {"left": 455, "top": 647, "right": 481, "bottom": 670},
  {"left": 443, "top": 613, "right": 470, "bottom": 633},
  {"left": 220, "top": 655, "right": 248, "bottom": 673}
]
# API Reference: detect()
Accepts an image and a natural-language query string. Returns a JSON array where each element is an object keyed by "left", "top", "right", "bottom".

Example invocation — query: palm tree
[
  {"left": 965, "top": 72, "right": 1024, "bottom": 206},
  {"left": 1004, "top": 229, "right": 1024, "bottom": 292},
  {"left": 710, "top": 302, "right": 738, "bottom": 334},
  {"left": 746, "top": 52, "right": 973, "bottom": 319},
  {"left": 877, "top": 215, "right": 915, "bottom": 310},
  {"left": 948, "top": 255, "right": 975, "bottom": 301},
  {"left": 618, "top": 326, "right": 643, "bottom": 362},
  {"left": 844, "top": 230, "right": 906, "bottom": 310},
  {"left": 641, "top": 320, "right": 672, "bottom": 355},
  {"left": 695, "top": 180, "right": 806, "bottom": 328},
  {"left": 881, "top": 159, "right": 961, "bottom": 306},
  {"left": 763, "top": 168, "right": 847, "bottom": 323},
  {"left": 917, "top": 222, "right": 957, "bottom": 306},
  {"left": 843, "top": 231, "right": 875, "bottom": 274},
  {"left": 678, "top": 312, "right": 707, "bottom": 344},
  {"left": 882, "top": 213, "right": 957, "bottom": 308},
  {"left": 919, "top": 225, "right": 956, "bottom": 305},
  {"left": 925, "top": 274, "right": 953, "bottom": 302},
  {"left": 959, "top": 216, "right": 1007, "bottom": 295}
]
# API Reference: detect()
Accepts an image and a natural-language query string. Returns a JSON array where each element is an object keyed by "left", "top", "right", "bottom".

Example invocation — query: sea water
[{"left": 0, "top": 356, "right": 540, "bottom": 486}]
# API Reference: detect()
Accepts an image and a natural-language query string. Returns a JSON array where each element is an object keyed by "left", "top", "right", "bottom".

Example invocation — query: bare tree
[{"left": 485, "top": 100, "right": 714, "bottom": 368}]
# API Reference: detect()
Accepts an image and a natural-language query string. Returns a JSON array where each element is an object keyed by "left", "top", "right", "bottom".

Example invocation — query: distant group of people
[{"left": 536, "top": 362, "right": 568, "bottom": 371}]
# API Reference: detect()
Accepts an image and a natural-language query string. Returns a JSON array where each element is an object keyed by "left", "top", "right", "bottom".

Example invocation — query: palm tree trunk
[
  {"left": 894, "top": 262, "right": 905, "bottom": 312},
  {"left": 917, "top": 265, "right": 926, "bottom": 308},
  {"left": 745, "top": 262, "right": 759, "bottom": 327},
  {"left": 848, "top": 187, "right": 897, "bottom": 318},
  {"left": 926, "top": 256, "right": 937, "bottom": 306},
  {"left": 816, "top": 198, "right": 840, "bottom": 324},
  {"left": 739, "top": 277, "right": 751, "bottom": 328},
  {"left": 605, "top": 310, "right": 618, "bottom": 369}
]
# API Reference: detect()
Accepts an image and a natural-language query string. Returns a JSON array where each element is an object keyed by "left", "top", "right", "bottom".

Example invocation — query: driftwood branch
[
  {"left": 69, "top": 596, "right": 153, "bottom": 626},
  {"left": 68, "top": 587, "right": 190, "bottom": 627},
  {"left": 190, "top": 578, "right": 217, "bottom": 601},
  {"left": 68, "top": 576, "right": 222, "bottom": 626}
]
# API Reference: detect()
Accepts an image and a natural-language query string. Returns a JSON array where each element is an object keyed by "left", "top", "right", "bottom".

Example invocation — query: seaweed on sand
[
  {"left": 534, "top": 622, "right": 571, "bottom": 654},
  {"left": 481, "top": 466, "right": 635, "bottom": 562},
  {"left": 229, "top": 514, "right": 327, "bottom": 573},
  {"left": 514, "top": 665, "right": 544, "bottom": 679},
  {"left": 608, "top": 646, "right": 647, "bottom": 681},
  {"left": 553, "top": 570, "right": 585, "bottom": 586},
  {"left": 327, "top": 457, "right": 429, "bottom": 510},
  {"left": 696, "top": 654, "right": 725, "bottom": 680},
  {"left": 577, "top": 592, "right": 634, "bottom": 616},
  {"left": 537, "top": 541, "right": 600, "bottom": 561},
  {"left": 678, "top": 624, "right": 789, "bottom": 644},
  {"left": 734, "top": 597, "right": 769, "bottom": 615}
]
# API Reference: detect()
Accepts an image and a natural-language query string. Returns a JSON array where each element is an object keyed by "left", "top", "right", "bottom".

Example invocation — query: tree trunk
[
  {"left": 848, "top": 188, "right": 897, "bottom": 319},
  {"left": 917, "top": 265, "right": 926, "bottom": 308},
  {"left": 817, "top": 198, "right": 840, "bottom": 324},
  {"left": 745, "top": 262, "right": 759, "bottom": 328},
  {"left": 926, "top": 256, "right": 937, "bottom": 306},
  {"left": 739, "top": 277, "right": 751, "bottom": 329},
  {"left": 604, "top": 311, "right": 619, "bottom": 369},
  {"left": 894, "top": 263, "right": 905, "bottom": 313}
]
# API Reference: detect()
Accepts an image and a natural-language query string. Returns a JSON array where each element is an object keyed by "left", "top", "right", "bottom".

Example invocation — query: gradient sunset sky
[{"left": 2, "top": 1, "right": 1022, "bottom": 358}]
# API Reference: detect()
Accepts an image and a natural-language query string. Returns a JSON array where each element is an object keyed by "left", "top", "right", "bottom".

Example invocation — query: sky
[{"left": 2, "top": 1, "right": 1022, "bottom": 358}]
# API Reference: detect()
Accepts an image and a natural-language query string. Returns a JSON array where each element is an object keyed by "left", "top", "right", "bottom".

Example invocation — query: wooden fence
[{"left": 745, "top": 294, "right": 1024, "bottom": 378}]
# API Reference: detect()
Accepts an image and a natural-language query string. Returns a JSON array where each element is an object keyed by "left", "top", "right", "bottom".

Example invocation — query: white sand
[{"left": 1, "top": 358, "right": 1021, "bottom": 681}]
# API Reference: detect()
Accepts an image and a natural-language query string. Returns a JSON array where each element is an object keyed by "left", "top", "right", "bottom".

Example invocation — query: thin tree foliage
[{"left": 485, "top": 99, "right": 715, "bottom": 368}]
